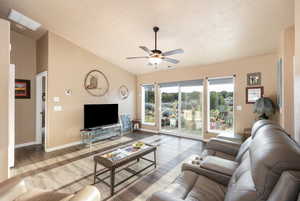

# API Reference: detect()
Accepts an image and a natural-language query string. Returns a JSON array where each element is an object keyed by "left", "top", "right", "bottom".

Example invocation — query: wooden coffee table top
[{"left": 94, "top": 142, "right": 156, "bottom": 168}]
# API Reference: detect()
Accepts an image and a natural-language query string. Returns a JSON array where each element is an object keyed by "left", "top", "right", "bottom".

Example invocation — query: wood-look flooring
[{"left": 12, "top": 132, "right": 205, "bottom": 201}]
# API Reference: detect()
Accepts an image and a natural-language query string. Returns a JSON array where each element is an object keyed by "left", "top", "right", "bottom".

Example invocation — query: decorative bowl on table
[{"left": 132, "top": 141, "right": 145, "bottom": 149}]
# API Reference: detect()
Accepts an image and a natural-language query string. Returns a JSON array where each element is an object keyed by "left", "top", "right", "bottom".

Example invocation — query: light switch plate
[
  {"left": 54, "top": 105, "right": 62, "bottom": 111},
  {"left": 53, "top": 97, "right": 60, "bottom": 102},
  {"left": 236, "top": 105, "right": 242, "bottom": 111}
]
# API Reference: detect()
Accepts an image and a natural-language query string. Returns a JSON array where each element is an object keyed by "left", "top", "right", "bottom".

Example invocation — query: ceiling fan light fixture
[
  {"left": 148, "top": 57, "right": 162, "bottom": 65},
  {"left": 126, "top": 26, "right": 183, "bottom": 67}
]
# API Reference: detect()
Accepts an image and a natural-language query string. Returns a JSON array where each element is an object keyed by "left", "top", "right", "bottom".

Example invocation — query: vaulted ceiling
[{"left": 0, "top": 0, "right": 294, "bottom": 74}]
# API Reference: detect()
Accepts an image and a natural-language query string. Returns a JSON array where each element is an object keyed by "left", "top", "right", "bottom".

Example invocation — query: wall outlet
[
  {"left": 53, "top": 97, "right": 60, "bottom": 102},
  {"left": 54, "top": 105, "right": 62, "bottom": 111}
]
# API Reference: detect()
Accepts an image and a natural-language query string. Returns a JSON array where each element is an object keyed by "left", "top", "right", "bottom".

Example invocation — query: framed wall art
[
  {"left": 247, "top": 72, "right": 261, "bottom": 86},
  {"left": 246, "top": 86, "right": 263, "bottom": 104},
  {"left": 84, "top": 69, "right": 109, "bottom": 97},
  {"left": 15, "top": 79, "right": 31, "bottom": 99},
  {"left": 119, "top": 85, "right": 129, "bottom": 100}
]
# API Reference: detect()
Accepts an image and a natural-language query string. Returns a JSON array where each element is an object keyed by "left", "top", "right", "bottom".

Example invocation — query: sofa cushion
[
  {"left": 15, "top": 189, "right": 70, "bottom": 201},
  {"left": 185, "top": 174, "right": 226, "bottom": 201},
  {"left": 250, "top": 120, "right": 274, "bottom": 138},
  {"left": 225, "top": 156, "right": 258, "bottom": 201},
  {"left": 267, "top": 171, "right": 300, "bottom": 201},
  {"left": 162, "top": 171, "right": 226, "bottom": 201},
  {"left": 249, "top": 126, "right": 300, "bottom": 200},
  {"left": 0, "top": 178, "right": 28, "bottom": 201},
  {"left": 164, "top": 171, "right": 198, "bottom": 199},
  {"left": 201, "top": 149, "right": 236, "bottom": 161},
  {"left": 234, "top": 137, "right": 251, "bottom": 163},
  {"left": 200, "top": 156, "right": 238, "bottom": 176},
  {"left": 151, "top": 192, "right": 185, "bottom": 201}
]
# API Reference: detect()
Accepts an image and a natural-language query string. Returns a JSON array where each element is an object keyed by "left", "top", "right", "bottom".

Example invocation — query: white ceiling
[{"left": 0, "top": 0, "right": 294, "bottom": 74}]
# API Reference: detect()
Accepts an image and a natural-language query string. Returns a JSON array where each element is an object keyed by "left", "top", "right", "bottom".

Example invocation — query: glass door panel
[
  {"left": 160, "top": 86, "right": 179, "bottom": 133},
  {"left": 180, "top": 86, "right": 203, "bottom": 136},
  {"left": 208, "top": 77, "right": 234, "bottom": 134}
]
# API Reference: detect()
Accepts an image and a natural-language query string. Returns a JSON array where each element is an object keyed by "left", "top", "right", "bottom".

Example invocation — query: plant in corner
[{"left": 253, "top": 97, "right": 276, "bottom": 120}]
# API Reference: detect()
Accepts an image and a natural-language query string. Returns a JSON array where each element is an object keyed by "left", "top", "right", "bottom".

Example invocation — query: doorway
[
  {"left": 159, "top": 80, "right": 203, "bottom": 138},
  {"left": 36, "top": 71, "right": 47, "bottom": 149}
]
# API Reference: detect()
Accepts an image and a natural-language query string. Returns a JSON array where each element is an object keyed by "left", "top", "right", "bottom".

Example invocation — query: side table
[
  {"left": 243, "top": 128, "right": 251, "bottom": 141},
  {"left": 132, "top": 120, "right": 141, "bottom": 131}
]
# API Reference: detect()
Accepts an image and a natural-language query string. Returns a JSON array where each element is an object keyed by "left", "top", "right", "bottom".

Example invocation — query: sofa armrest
[
  {"left": 206, "top": 138, "right": 240, "bottom": 156},
  {"left": 200, "top": 156, "right": 238, "bottom": 176},
  {"left": 69, "top": 186, "right": 100, "bottom": 201},
  {"left": 182, "top": 163, "right": 231, "bottom": 186},
  {"left": 149, "top": 192, "right": 185, "bottom": 201},
  {"left": 0, "top": 177, "right": 28, "bottom": 201}
]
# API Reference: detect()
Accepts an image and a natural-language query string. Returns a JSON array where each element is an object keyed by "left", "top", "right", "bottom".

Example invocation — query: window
[
  {"left": 207, "top": 77, "right": 234, "bottom": 134},
  {"left": 142, "top": 85, "right": 155, "bottom": 125}
]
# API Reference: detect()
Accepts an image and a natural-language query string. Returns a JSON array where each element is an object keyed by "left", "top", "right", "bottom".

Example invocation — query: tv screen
[{"left": 84, "top": 104, "right": 118, "bottom": 129}]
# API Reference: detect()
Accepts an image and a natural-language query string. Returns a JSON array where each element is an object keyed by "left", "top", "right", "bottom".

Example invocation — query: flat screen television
[{"left": 84, "top": 104, "right": 118, "bottom": 129}]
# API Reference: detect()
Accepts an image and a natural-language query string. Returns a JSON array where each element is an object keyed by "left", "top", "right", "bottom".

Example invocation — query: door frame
[
  {"left": 8, "top": 64, "right": 15, "bottom": 168},
  {"left": 35, "top": 71, "right": 48, "bottom": 147}
]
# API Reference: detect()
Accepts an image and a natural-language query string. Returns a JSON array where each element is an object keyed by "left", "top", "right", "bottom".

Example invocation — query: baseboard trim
[
  {"left": 140, "top": 128, "right": 159, "bottom": 134},
  {"left": 45, "top": 141, "right": 82, "bottom": 152},
  {"left": 15, "top": 141, "right": 39, "bottom": 148}
]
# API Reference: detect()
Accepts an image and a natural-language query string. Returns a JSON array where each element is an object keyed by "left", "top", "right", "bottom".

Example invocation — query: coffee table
[{"left": 93, "top": 142, "right": 157, "bottom": 196}]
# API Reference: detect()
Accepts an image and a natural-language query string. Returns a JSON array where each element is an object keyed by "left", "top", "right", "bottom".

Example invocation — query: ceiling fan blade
[
  {"left": 139, "top": 46, "right": 152, "bottom": 54},
  {"left": 126, "top": 56, "right": 149, "bottom": 59},
  {"left": 162, "top": 49, "right": 184, "bottom": 56},
  {"left": 163, "top": 57, "right": 180, "bottom": 64}
]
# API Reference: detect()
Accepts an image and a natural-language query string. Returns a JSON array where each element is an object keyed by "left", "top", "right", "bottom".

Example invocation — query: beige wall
[
  {"left": 279, "top": 27, "right": 295, "bottom": 136},
  {"left": 0, "top": 19, "right": 10, "bottom": 182},
  {"left": 10, "top": 31, "right": 37, "bottom": 145},
  {"left": 36, "top": 33, "right": 48, "bottom": 73},
  {"left": 137, "top": 53, "right": 278, "bottom": 135},
  {"left": 46, "top": 32, "right": 137, "bottom": 149},
  {"left": 294, "top": 0, "right": 300, "bottom": 142}
]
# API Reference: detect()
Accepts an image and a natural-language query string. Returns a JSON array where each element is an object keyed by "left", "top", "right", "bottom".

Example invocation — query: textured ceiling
[{"left": 0, "top": 0, "right": 294, "bottom": 74}]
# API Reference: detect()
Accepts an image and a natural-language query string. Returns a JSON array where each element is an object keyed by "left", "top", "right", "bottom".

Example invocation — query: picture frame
[
  {"left": 247, "top": 72, "right": 261, "bottom": 86},
  {"left": 246, "top": 86, "right": 263, "bottom": 104},
  {"left": 15, "top": 79, "right": 31, "bottom": 99}
]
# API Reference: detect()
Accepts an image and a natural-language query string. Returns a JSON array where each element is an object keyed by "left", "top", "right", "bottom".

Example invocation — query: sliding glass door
[
  {"left": 160, "top": 86, "right": 179, "bottom": 133},
  {"left": 207, "top": 77, "right": 234, "bottom": 134},
  {"left": 180, "top": 85, "right": 203, "bottom": 135},
  {"left": 159, "top": 80, "right": 203, "bottom": 137}
]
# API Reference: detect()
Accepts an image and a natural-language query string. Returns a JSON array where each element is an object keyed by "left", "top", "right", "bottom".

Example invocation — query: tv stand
[{"left": 80, "top": 124, "right": 122, "bottom": 148}]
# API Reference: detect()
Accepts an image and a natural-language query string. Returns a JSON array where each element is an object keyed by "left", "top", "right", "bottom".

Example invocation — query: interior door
[{"left": 36, "top": 71, "right": 47, "bottom": 147}]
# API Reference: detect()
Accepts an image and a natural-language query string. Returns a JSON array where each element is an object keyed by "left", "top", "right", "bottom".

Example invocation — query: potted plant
[{"left": 253, "top": 97, "right": 276, "bottom": 120}]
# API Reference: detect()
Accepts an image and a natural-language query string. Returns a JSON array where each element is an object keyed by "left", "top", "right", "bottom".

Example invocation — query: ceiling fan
[{"left": 126, "top": 26, "right": 184, "bottom": 67}]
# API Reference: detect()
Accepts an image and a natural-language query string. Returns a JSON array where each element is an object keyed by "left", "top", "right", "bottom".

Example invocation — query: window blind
[
  {"left": 142, "top": 84, "right": 154, "bottom": 90},
  {"left": 208, "top": 77, "right": 233, "bottom": 85},
  {"left": 159, "top": 79, "right": 203, "bottom": 88}
]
